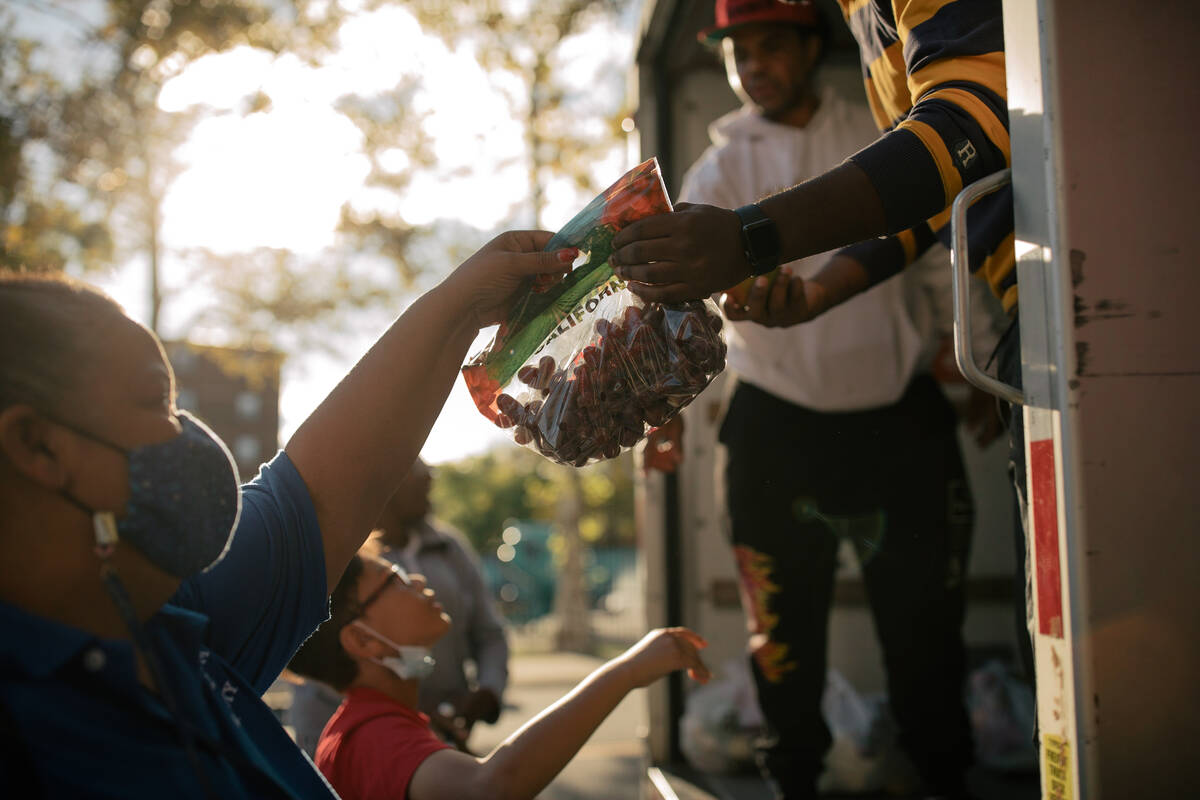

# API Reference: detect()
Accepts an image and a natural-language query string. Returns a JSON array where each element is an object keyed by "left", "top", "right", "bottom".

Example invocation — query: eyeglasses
[{"left": 349, "top": 563, "right": 410, "bottom": 618}]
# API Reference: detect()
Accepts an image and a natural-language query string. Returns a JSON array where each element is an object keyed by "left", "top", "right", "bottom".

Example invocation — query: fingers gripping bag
[{"left": 462, "top": 158, "right": 727, "bottom": 467}]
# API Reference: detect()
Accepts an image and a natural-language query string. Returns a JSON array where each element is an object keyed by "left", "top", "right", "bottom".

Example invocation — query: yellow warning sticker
[{"left": 1043, "top": 734, "right": 1073, "bottom": 800}]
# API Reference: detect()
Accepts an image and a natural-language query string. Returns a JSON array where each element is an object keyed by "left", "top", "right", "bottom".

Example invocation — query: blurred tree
[
  {"left": 0, "top": 18, "right": 114, "bottom": 274},
  {"left": 396, "top": 0, "right": 638, "bottom": 646},
  {"left": 553, "top": 467, "right": 590, "bottom": 649},
  {"left": 174, "top": 246, "right": 399, "bottom": 356},
  {"left": 1, "top": 1, "right": 355, "bottom": 329},
  {"left": 170, "top": 58, "right": 439, "bottom": 354},
  {"left": 333, "top": 77, "right": 434, "bottom": 267},
  {"left": 403, "top": 0, "right": 633, "bottom": 228},
  {"left": 429, "top": 446, "right": 635, "bottom": 556},
  {"left": 3, "top": 1, "right": 634, "bottom": 350},
  {"left": 0, "top": 0, "right": 432, "bottom": 346},
  {"left": 168, "top": 74, "right": 440, "bottom": 354}
]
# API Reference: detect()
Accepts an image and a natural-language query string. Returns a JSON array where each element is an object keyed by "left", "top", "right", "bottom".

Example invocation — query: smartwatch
[{"left": 733, "top": 203, "right": 781, "bottom": 277}]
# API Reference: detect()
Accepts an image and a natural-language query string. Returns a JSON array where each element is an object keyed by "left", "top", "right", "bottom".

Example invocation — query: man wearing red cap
[
  {"left": 611, "top": 0, "right": 1013, "bottom": 324},
  {"left": 672, "top": 2, "right": 980, "bottom": 798}
]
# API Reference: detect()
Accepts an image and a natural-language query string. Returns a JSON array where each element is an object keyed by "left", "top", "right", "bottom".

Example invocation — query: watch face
[
  {"left": 744, "top": 218, "right": 780, "bottom": 272},
  {"left": 734, "top": 204, "right": 780, "bottom": 276}
]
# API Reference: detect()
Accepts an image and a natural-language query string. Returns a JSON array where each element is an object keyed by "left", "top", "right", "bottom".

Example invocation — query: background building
[{"left": 165, "top": 341, "right": 283, "bottom": 482}]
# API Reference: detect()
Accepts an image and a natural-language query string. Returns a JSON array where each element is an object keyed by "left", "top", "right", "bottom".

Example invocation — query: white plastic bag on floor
[
  {"left": 679, "top": 658, "right": 764, "bottom": 774},
  {"left": 821, "top": 669, "right": 874, "bottom": 749},
  {"left": 818, "top": 670, "right": 918, "bottom": 795},
  {"left": 967, "top": 660, "right": 1038, "bottom": 773}
]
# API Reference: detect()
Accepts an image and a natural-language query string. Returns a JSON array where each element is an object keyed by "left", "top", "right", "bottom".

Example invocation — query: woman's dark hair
[
  {"left": 0, "top": 271, "right": 126, "bottom": 415},
  {"left": 288, "top": 554, "right": 367, "bottom": 691}
]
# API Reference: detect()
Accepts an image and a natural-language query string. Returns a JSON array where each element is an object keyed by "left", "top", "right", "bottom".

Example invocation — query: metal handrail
[
  {"left": 950, "top": 168, "right": 1025, "bottom": 404},
  {"left": 645, "top": 767, "right": 680, "bottom": 800}
]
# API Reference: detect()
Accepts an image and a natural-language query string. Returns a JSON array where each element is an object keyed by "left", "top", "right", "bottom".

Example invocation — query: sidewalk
[
  {"left": 270, "top": 650, "right": 1039, "bottom": 799},
  {"left": 466, "top": 650, "right": 1039, "bottom": 800},
  {"left": 468, "top": 650, "right": 649, "bottom": 800}
]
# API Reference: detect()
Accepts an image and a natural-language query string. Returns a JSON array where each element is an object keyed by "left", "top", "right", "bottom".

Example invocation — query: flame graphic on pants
[{"left": 734, "top": 544, "right": 795, "bottom": 683}]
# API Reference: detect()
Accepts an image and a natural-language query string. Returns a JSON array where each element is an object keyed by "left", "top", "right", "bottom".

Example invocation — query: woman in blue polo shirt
[{"left": 0, "top": 231, "right": 574, "bottom": 798}]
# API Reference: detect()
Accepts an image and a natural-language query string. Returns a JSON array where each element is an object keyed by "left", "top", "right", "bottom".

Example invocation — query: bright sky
[{"left": 80, "top": 3, "right": 635, "bottom": 464}]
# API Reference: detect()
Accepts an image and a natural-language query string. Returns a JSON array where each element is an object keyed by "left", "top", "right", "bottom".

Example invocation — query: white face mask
[{"left": 352, "top": 621, "right": 436, "bottom": 680}]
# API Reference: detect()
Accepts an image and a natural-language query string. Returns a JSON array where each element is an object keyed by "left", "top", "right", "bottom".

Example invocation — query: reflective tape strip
[{"left": 1030, "top": 438, "right": 1064, "bottom": 638}]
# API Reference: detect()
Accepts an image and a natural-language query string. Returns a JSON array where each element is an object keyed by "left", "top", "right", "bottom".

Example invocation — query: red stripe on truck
[{"left": 1031, "top": 438, "right": 1064, "bottom": 638}]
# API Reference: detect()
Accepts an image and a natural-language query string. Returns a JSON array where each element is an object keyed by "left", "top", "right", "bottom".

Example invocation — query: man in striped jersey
[
  {"left": 614, "top": 1, "right": 1022, "bottom": 797},
  {"left": 611, "top": 0, "right": 1013, "bottom": 319},
  {"left": 672, "top": 2, "right": 985, "bottom": 798}
]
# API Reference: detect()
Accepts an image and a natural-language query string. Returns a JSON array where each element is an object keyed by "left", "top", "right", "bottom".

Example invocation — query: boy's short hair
[{"left": 288, "top": 554, "right": 367, "bottom": 691}]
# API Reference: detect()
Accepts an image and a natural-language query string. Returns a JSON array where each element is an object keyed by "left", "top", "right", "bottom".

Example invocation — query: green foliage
[
  {"left": 172, "top": 246, "right": 402, "bottom": 354},
  {"left": 401, "top": 0, "right": 635, "bottom": 227},
  {"left": 332, "top": 76, "right": 433, "bottom": 283},
  {"left": 429, "top": 444, "right": 636, "bottom": 556},
  {"left": 1, "top": 1, "right": 633, "bottom": 360},
  {"left": 0, "top": 1, "right": 418, "bottom": 337},
  {"left": 0, "top": 26, "right": 112, "bottom": 273},
  {"left": 0, "top": 2, "right": 355, "bottom": 323}
]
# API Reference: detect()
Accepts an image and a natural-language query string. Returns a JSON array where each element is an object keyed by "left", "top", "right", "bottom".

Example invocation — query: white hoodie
[{"left": 680, "top": 85, "right": 929, "bottom": 412}]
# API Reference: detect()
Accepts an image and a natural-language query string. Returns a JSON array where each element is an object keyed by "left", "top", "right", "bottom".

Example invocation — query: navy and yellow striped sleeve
[
  {"left": 840, "top": 0, "right": 1017, "bottom": 310},
  {"left": 846, "top": 0, "right": 1008, "bottom": 231},
  {"left": 837, "top": 223, "right": 939, "bottom": 287}
]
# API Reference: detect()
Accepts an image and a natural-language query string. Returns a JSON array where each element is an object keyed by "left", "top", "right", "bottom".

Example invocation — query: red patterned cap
[{"left": 698, "top": 0, "right": 821, "bottom": 44}]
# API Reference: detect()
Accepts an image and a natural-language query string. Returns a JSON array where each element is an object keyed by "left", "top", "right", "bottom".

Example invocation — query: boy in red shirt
[{"left": 289, "top": 552, "right": 710, "bottom": 800}]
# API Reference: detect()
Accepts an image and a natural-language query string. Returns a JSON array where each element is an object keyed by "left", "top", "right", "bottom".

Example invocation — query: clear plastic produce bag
[{"left": 462, "top": 158, "right": 726, "bottom": 467}]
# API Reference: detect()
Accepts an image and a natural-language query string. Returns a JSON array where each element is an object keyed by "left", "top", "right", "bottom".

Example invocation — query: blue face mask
[{"left": 61, "top": 410, "right": 241, "bottom": 579}]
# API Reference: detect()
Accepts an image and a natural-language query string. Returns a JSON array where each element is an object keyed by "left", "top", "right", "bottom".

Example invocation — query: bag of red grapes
[{"left": 461, "top": 158, "right": 726, "bottom": 467}]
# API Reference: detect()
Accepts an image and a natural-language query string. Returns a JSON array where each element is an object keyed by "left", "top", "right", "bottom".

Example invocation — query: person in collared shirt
[{"left": 0, "top": 233, "right": 571, "bottom": 798}]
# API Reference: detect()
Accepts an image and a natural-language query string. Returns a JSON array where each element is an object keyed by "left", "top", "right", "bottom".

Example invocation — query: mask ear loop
[
  {"left": 93, "top": 525, "right": 222, "bottom": 800},
  {"left": 350, "top": 620, "right": 436, "bottom": 679}
]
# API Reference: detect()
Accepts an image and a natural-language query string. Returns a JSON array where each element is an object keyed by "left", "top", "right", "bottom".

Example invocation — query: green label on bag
[{"left": 463, "top": 158, "right": 672, "bottom": 420}]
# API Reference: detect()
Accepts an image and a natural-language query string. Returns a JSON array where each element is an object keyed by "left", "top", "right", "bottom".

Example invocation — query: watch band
[{"left": 733, "top": 203, "right": 781, "bottom": 277}]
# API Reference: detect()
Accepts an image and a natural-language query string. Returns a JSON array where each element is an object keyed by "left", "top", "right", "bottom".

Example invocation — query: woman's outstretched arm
[{"left": 285, "top": 231, "right": 572, "bottom": 590}]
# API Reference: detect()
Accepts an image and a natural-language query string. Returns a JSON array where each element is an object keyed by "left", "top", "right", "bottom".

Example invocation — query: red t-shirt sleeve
[{"left": 317, "top": 714, "right": 450, "bottom": 800}]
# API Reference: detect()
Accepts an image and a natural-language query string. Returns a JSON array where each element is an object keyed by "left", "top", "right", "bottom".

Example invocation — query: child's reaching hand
[
  {"left": 617, "top": 627, "right": 711, "bottom": 688},
  {"left": 397, "top": 622, "right": 711, "bottom": 800}
]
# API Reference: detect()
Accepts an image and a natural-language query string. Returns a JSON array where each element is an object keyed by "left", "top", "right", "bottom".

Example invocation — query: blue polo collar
[{"left": 0, "top": 600, "right": 209, "bottom": 681}]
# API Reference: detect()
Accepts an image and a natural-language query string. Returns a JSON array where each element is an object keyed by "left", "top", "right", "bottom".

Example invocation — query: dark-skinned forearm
[
  {"left": 804, "top": 252, "right": 873, "bottom": 318},
  {"left": 286, "top": 284, "right": 479, "bottom": 590},
  {"left": 759, "top": 161, "right": 887, "bottom": 265}
]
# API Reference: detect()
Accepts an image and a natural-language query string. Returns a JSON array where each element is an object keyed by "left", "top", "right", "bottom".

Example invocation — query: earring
[{"left": 93, "top": 511, "right": 118, "bottom": 559}]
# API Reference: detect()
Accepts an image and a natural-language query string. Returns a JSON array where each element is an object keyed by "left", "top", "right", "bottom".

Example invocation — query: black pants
[
  {"left": 719, "top": 376, "right": 974, "bottom": 799},
  {"left": 994, "top": 318, "right": 1037, "bottom": 694}
]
